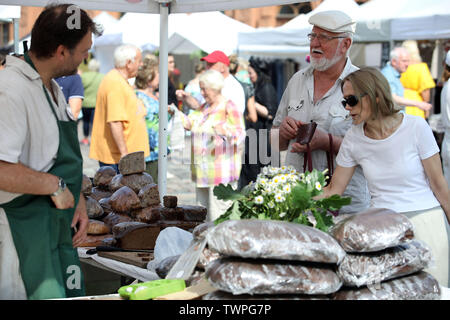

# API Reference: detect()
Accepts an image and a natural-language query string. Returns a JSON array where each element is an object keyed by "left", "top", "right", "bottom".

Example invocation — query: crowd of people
[{"left": 0, "top": 3, "right": 448, "bottom": 300}]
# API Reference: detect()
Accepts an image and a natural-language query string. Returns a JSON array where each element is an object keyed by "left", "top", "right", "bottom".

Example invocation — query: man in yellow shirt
[
  {"left": 400, "top": 40, "right": 436, "bottom": 119},
  {"left": 90, "top": 44, "right": 149, "bottom": 172}
]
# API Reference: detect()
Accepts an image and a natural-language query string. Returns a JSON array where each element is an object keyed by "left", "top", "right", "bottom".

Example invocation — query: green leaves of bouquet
[{"left": 213, "top": 166, "right": 351, "bottom": 232}]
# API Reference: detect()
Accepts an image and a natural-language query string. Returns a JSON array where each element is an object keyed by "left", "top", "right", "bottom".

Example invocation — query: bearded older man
[{"left": 271, "top": 10, "right": 370, "bottom": 215}]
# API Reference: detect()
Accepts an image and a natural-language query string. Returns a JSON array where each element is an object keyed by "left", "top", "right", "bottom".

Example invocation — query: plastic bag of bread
[
  {"left": 87, "top": 219, "right": 110, "bottom": 235},
  {"left": 205, "top": 258, "right": 342, "bottom": 295},
  {"left": 206, "top": 219, "right": 346, "bottom": 264},
  {"left": 192, "top": 221, "right": 215, "bottom": 240},
  {"left": 337, "top": 240, "right": 432, "bottom": 287},
  {"left": 329, "top": 208, "right": 414, "bottom": 253},
  {"left": 333, "top": 272, "right": 441, "bottom": 300}
]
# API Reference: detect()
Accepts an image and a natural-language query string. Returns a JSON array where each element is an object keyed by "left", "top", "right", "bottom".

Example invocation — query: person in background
[
  {"left": 381, "top": 47, "right": 432, "bottom": 114},
  {"left": 171, "top": 70, "right": 245, "bottom": 221},
  {"left": 0, "top": 53, "right": 6, "bottom": 70},
  {"left": 80, "top": 58, "right": 104, "bottom": 145},
  {"left": 55, "top": 73, "right": 84, "bottom": 120},
  {"left": 183, "top": 62, "right": 206, "bottom": 111},
  {"left": 400, "top": 40, "right": 436, "bottom": 119},
  {"left": 135, "top": 60, "right": 171, "bottom": 182},
  {"left": 0, "top": 3, "right": 102, "bottom": 299},
  {"left": 168, "top": 53, "right": 178, "bottom": 106},
  {"left": 271, "top": 10, "right": 370, "bottom": 215},
  {"left": 320, "top": 67, "right": 450, "bottom": 287},
  {"left": 441, "top": 51, "right": 450, "bottom": 187},
  {"left": 89, "top": 44, "right": 149, "bottom": 173},
  {"left": 238, "top": 57, "right": 279, "bottom": 189},
  {"left": 176, "top": 50, "right": 246, "bottom": 117}
]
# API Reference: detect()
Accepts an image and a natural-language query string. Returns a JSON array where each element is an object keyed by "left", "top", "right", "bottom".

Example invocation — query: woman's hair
[
  {"left": 194, "top": 63, "right": 205, "bottom": 75},
  {"left": 199, "top": 69, "right": 224, "bottom": 92},
  {"left": 402, "top": 40, "right": 422, "bottom": 63},
  {"left": 114, "top": 44, "right": 139, "bottom": 68},
  {"left": 135, "top": 63, "right": 158, "bottom": 89},
  {"left": 341, "top": 67, "right": 399, "bottom": 119}
]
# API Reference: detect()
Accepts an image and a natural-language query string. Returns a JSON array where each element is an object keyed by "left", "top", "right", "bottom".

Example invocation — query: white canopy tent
[
  {"left": 167, "top": 11, "right": 254, "bottom": 56},
  {"left": 0, "top": 0, "right": 306, "bottom": 198},
  {"left": 237, "top": 0, "right": 361, "bottom": 59}
]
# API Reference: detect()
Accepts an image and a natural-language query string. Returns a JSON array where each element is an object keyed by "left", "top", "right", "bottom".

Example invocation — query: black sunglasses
[{"left": 341, "top": 94, "right": 366, "bottom": 108}]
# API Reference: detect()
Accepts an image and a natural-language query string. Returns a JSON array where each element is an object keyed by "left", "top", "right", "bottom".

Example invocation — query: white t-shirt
[
  {"left": 337, "top": 113, "right": 440, "bottom": 213},
  {"left": 223, "top": 74, "right": 246, "bottom": 115}
]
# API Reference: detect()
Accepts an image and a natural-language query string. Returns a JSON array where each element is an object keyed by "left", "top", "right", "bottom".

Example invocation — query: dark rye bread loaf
[
  {"left": 81, "top": 175, "right": 93, "bottom": 196},
  {"left": 206, "top": 219, "right": 346, "bottom": 264},
  {"left": 329, "top": 208, "right": 415, "bottom": 253},
  {"left": 109, "top": 186, "right": 141, "bottom": 213},
  {"left": 205, "top": 258, "right": 342, "bottom": 295},
  {"left": 333, "top": 272, "right": 441, "bottom": 300},
  {"left": 102, "top": 212, "right": 133, "bottom": 229},
  {"left": 337, "top": 240, "right": 432, "bottom": 287},
  {"left": 178, "top": 204, "right": 207, "bottom": 221},
  {"left": 163, "top": 195, "right": 177, "bottom": 208},
  {"left": 90, "top": 187, "right": 113, "bottom": 202},
  {"left": 109, "top": 172, "right": 154, "bottom": 193},
  {"left": 114, "top": 223, "right": 160, "bottom": 250},
  {"left": 138, "top": 183, "right": 160, "bottom": 207},
  {"left": 93, "top": 166, "right": 116, "bottom": 189},
  {"left": 85, "top": 196, "right": 104, "bottom": 219},
  {"left": 78, "top": 233, "right": 113, "bottom": 247},
  {"left": 131, "top": 205, "right": 161, "bottom": 223},
  {"left": 118, "top": 151, "right": 145, "bottom": 175}
]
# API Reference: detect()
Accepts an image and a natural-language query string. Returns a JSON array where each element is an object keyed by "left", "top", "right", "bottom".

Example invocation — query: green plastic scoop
[{"left": 118, "top": 279, "right": 186, "bottom": 300}]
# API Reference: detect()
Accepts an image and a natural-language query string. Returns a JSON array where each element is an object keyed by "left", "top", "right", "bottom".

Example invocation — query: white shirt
[
  {"left": 0, "top": 56, "right": 70, "bottom": 203},
  {"left": 337, "top": 114, "right": 440, "bottom": 213},
  {"left": 273, "top": 58, "right": 370, "bottom": 214},
  {"left": 223, "top": 74, "right": 246, "bottom": 115}
]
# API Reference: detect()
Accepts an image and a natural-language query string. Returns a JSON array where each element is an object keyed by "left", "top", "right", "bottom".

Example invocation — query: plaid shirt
[{"left": 180, "top": 99, "right": 245, "bottom": 188}]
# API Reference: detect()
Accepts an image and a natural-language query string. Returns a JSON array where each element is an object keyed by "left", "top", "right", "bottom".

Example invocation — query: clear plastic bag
[
  {"left": 333, "top": 272, "right": 441, "bottom": 300},
  {"left": 206, "top": 219, "right": 346, "bottom": 264},
  {"left": 329, "top": 208, "right": 414, "bottom": 252},
  {"left": 205, "top": 258, "right": 342, "bottom": 295},
  {"left": 337, "top": 240, "right": 432, "bottom": 287}
]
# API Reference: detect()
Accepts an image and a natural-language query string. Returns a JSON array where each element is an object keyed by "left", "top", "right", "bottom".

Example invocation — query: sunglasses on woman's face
[{"left": 341, "top": 94, "right": 364, "bottom": 108}]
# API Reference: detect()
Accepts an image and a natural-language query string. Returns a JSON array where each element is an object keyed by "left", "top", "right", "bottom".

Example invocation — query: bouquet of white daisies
[{"left": 213, "top": 166, "right": 351, "bottom": 232}]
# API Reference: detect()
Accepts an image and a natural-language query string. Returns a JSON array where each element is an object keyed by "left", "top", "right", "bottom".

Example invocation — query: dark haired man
[{"left": 0, "top": 3, "right": 101, "bottom": 299}]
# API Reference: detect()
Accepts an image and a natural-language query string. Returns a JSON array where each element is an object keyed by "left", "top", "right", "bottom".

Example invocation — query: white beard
[{"left": 310, "top": 47, "right": 344, "bottom": 72}]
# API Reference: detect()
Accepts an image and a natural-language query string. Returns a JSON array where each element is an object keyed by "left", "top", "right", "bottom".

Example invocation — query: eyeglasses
[
  {"left": 307, "top": 33, "right": 347, "bottom": 43},
  {"left": 341, "top": 94, "right": 366, "bottom": 108}
]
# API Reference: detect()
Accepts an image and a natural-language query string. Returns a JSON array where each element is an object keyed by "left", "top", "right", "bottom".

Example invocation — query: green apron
[{"left": 0, "top": 53, "right": 85, "bottom": 299}]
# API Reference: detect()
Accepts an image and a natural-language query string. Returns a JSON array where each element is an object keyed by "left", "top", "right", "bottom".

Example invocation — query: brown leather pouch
[{"left": 296, "top": 121, "right": 317, "bottom": 145}]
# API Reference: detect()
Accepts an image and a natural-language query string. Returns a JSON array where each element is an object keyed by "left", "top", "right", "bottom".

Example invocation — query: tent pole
[
  {"left": 158, "top": 1, "right": 170, "bottom": 201},
  {"left": 13, "top": 18, "right": 19, "bottom": 54}
]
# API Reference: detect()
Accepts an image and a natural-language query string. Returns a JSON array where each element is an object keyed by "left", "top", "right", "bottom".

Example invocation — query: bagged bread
[
  {"left": 207, "top": 220, "right": 346, "bottom": 264},
  {"left": 203, "top": 291, "right": 330, "bottom": 300},
  {"left": 193, "top": 221, "right": 215, "bottom": 240},
  {"left": 112, "top": 221, "right": 148, "bottom": 238},
  {"left": 102, "top": 212, "right": 133, "bottom": 229},
  {"left": 337, "top": 240, "right": 432, "bottom": 287},
  {"left": 329, "top": 208, "right": 414, "bottom": 252},
  {"left": 81, "top": 175, "right": 93, "bottom": 196},
  {"left": 333, "top": 272, "right": 441, "bottom": 300},
  {"left": 205, "top": 258, "right": 342, "bottom": 295},
  {"left": 198, "top": 247, "right": 221, "bottom": 270},
  {"left": 90, "top": 187, "right": 113, "bottom": 202},
  {"left": 78, "top": 234, "right": 113, "bottom": 247},
  {"left": 155, "top": 255, "right": 180, "bottom": 279}
]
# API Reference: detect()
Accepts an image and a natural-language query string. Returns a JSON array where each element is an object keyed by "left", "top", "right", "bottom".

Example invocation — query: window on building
[
  {"left": 278, "top": 3, "right": 312, "bottom": 19},
  {"left": 0, "top": 23, "right": 10, "bottom": 46}
]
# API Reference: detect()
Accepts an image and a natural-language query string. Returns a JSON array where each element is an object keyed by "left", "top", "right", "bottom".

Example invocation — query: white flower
[
  {"left": 280, "top": 175, "right": 287, "bottom": 183},
  {"left": 279, "top": 212, "right": 286, "bottom": 218},
  {"left": 268, "top": 201, "right": 275, "bottom": 209},
  {"left": 272, "top": 176, "right": 281, "bottom": 185},
  {"left": 259, "top": 178, "right": 267, "bottom": 186},
  {"left": 275, "top": 193, "right": 285, "bottom": 203},
  {"left": 262, "top": 166, "right": 269, "bottom": 175},
  {"left": 255, "top": 196, "right": 264, "bottom": 205},
  {"left": 315, "top": 181, "right": 322, "bottom": 191},
  {"left": 283, "top": 184, "right": 291, "bottom": 193}
]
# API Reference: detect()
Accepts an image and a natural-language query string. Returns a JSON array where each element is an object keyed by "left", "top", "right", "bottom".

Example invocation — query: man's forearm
[
  {"left": 0, "top": 161, "right": 59, "bottom": 195},
  {"left": 109, "top": 121, "right": 128, "bottom": 157},
  {"left": 69, "top": 98, "right": 83, "bottom": 119}
]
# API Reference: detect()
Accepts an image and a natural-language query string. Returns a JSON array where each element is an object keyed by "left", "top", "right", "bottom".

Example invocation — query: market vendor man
[
  {"left": 270, "top": 10, "right": 370, "bottom": 214},
  {"left": 0, "top": 3, "right": 102, "bottom": 299}
]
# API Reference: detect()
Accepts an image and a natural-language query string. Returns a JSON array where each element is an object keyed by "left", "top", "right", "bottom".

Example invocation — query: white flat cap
[{"left": 308, "top": 10, "right": 356, "bottom": 34}]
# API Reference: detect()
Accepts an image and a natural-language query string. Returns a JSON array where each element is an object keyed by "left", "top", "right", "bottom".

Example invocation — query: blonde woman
[
  {"left": 172, "top": 70, "right": 245, "bottom": 221},
  {"left": 320, "top": 67, "right": 450, "bottom": 287}
]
